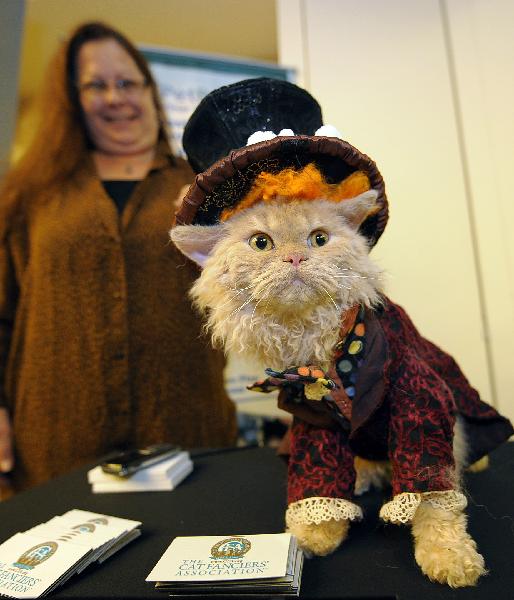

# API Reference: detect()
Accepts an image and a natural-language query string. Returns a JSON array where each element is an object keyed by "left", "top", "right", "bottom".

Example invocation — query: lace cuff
[
  {"left": 286, "top": 496, "right": 363, "bottom": 528},
  {"left": 379, "top": 490, "right": 468, "bottom": 524}
]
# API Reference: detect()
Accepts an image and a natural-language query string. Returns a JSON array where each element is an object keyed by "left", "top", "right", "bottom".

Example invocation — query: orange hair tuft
[{"left": 220, "top": 163, "right": 370, "bottom": 221}]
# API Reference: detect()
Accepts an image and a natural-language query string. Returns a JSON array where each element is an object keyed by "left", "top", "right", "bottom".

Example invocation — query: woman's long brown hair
[{"left": 0, "top": 21, "right": 172, "bottom": 234}]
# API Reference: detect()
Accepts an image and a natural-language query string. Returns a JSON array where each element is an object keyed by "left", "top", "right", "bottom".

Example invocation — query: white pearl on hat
[
  {"left": 247, "top": 130, "right": 277, "bottom": 145},
  {"left": 315, "top": 124, "right": 343, "bottom": 139},
  {"left": 246, "top": 124, "right": 343, "bottom": 146}
]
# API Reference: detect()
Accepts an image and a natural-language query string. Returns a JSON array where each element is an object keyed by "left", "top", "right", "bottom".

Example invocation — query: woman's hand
[
  {"left": 0, "top": 408, "right": 13, "bottom": 472},
  {"left": 0, "top": 408, "right": 14, "bottom": 499}
]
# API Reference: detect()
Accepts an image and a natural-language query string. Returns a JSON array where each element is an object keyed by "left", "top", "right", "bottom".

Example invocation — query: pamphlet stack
[
  {"left": 87, "top": 451, "right": 193, "bottom": 493},
  {"left": 146, "top": 532, "right": 303, "bottom": 597},
  {"left": 0, "top": 509, "right": 141, "bottom": 598}
]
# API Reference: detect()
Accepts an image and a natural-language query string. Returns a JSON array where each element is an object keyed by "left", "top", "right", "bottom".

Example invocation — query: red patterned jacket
[{"left": 287, "top": 298, "right": 514, "bottom": 504}]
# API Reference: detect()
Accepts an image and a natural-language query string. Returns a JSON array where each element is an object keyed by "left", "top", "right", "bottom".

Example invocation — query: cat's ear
[
  {"left": 336, "top": 189, "right": 380, "bottom": 230},
  {"left": 170, "top": 224, "right": 225, "bottom": 268}
]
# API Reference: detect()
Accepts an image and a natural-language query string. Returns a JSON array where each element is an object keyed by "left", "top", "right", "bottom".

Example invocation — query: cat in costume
[{"left": 170, "top": 78, "right": 513, "bottom": 588}]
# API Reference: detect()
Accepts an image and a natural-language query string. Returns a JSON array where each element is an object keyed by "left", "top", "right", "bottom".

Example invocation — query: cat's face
[
  {"left": 171, "top": 191, "right": 382, "bottom": 319},
  {"left": 171, "top": 191, "right": 383, "bottom": 366},
  {"left": 217, "top": 201, "right": 362, "bottom": 312}
]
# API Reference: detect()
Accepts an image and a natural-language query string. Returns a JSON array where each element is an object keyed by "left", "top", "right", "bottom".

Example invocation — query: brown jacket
[{"left": 0, "top": 149, "right": 236, "bottom": 491}]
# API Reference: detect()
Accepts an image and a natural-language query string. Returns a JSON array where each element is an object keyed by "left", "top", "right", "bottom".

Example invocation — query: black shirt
[{"left": 102, "top": 180, "right": 140, "bottom": 214}]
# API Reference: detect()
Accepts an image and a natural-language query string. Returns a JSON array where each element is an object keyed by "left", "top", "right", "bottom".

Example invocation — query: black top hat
[{"left": 176, "top": 77, "right": 388, "bottom": 247}]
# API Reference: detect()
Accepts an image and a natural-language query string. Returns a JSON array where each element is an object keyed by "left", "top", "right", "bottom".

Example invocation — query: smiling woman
[
  {"left": 0, "top": 22, "right": 237, "bottom": 496},
  {"left": 76, "top": 38, "right": 159, "bottom": 177}
]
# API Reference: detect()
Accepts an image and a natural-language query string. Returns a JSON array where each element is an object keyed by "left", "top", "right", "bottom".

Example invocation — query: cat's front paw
[
  {"left": 304, "top": 379, "right": 332, "bottom": 401},
  {"left": 260, "top": 365, "right": 335, "bottom": 401},
  {"left": 288, "top": 518, "right": 350, "bottom": 557},
  {"left": 412, "top": 503, "right": 486, "bottom": 587}
]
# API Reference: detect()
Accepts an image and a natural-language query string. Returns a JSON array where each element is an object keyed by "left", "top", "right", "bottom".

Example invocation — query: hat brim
[{"left": 175, "top": 135, "right": 388, "bottom": 247}]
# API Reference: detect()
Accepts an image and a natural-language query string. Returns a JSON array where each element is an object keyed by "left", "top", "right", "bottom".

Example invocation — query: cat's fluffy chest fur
[{"left": 183, "top": 197, "right": 384, "bottom": 370}]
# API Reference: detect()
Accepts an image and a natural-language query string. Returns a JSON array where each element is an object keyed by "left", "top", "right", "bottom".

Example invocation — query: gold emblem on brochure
[
  {"left": 210, "top": 537, "right": 251, "bottom": 559},
  {"left": 88, "top": 517, "right": 109, "bottom": 525},
  {"left": 72, "top": 522, "right": 96, "bottom": 533},
  {"left": 13, "top": 541, "right": 58, "bottom": 570}
]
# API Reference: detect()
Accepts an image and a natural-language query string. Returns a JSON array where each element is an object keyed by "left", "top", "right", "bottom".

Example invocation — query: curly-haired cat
[{"left": 170, "top": 166, "right": 490, "bottom": 587}]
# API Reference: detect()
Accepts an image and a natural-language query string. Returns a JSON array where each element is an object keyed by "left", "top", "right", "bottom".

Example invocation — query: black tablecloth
[{"left": 0, "top": 443, "right": 513, "bottom": 600}]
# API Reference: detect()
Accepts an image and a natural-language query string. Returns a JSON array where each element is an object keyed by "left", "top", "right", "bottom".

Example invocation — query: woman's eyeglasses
[{"left": 77, "top": 78, "right": 149, "bottom": 99}]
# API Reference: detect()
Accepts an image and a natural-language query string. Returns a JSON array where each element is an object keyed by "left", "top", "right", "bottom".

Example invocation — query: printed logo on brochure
[
  {"left": 13, "top": 541, "right": 58, "bottom": 570},
  {"left": 210, "top": 537, "right": 251, "bottom": 559},
  {"left": 88, "top": 517, "right": 109, "bottom": 525},
  {"left": 72, "top": 522, "right": 96, "bottom": 533}
]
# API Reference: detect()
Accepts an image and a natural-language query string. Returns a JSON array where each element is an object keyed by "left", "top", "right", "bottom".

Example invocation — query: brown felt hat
[{"left": 175, "top": 78, "right": 388, "bottom": 247}]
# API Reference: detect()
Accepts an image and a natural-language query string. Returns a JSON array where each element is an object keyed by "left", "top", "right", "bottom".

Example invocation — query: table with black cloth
[{"left": 0, "top": 443, "right": 513, "bottom": 600}]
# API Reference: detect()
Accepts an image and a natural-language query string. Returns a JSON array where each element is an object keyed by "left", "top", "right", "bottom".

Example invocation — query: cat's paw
[
  {"left": 412, "top": 503, "right": 486, "bottom": 587},
  {"left": 261, "top": 365, "right": 335, "bottom": 401},
  {"left": 304, "top": 380, "right": 332, "bottom": 401},
  {"left": 288, "top": 518, "right": 350, "bottom": 557},
  {"left": 414, "top": 534, "right": 486, "bottom": 587}
]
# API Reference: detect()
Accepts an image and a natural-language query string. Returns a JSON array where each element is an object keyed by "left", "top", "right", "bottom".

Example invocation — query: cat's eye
[
  {"left": 309, "top": 230, "right": 330, "bottom": 248},
  {"left": 249, "top": 233, "right": 274, "bottom": 251}
]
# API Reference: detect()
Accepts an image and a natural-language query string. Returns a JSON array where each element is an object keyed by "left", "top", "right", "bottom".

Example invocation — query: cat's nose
[{"left": 284, "top": 254, "right": 307, "bottom": 268}]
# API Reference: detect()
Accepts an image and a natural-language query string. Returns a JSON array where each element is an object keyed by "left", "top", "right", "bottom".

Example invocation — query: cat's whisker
[
  {"left": 320, "top": 285, "right": 340, "bottom": 312},
  {"left": 228, "top": 284, "right": 250, "bottom": 293},
  {"left": 216, "top": 295, "right": 256, "bottom": 329},
  {"left": 255, "top": 287, "right": 274, "bottom": 319},
  {"left": 250, "top": 269, "right": 280, "bottom": 286},
  {"left": 252, "top": 275, "right": 279, "bottom": 299},
  {"left": 229, "top": 296, "right": 255, "bottom": 318},
  {"left": 249, "top": 294, "right": 267, "bottom": 329},
  {"left": 220, "top": 273, "right": 277, "bottom": 325},
  {"left": 229, "top": 282, "right": 257, "bottom": 292},
  {"left": 333, "top": 273, "right": 383, "bottom": 281},
  {"left": 216, "top": 295, "right": 244, "bottom": 310},
  {"left": 216, "top": 285, "right": 258, "bottom": 309}
]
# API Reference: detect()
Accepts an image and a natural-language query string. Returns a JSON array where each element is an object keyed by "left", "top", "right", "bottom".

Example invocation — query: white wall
[
  {"left": 277, "top": 0, "right": 514, "bottom": 422},
  {"left": 444, "top": 0, "right": 514, "bottom": 423}
]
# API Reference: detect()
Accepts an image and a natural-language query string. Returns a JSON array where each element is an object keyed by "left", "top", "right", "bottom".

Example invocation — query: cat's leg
[
  {"left": 409, "top": 419, "right": 486, "bottom": 586},
  {"left": 454, "top": 415, "right": 490, "bottom": 473},
  {"left": 292, "top": 521, "right": 350, "bottom": 557},
  {"left": 412, "top": 499, "right": 486, "bottom": 587},
  {"left": 286, "top": 419, "right": 361, "bottom": 556},
  {"left": 381, "top": 490, "right": 486, "bottom": 587},
  {"left": 354, "top": 456, "right": 391, "bottom": 496},
  {"left": 286, "top": 497, "right": 360, "bottom": 556},
  {"left": 383, "top": 386, "right": 486, "bottom": 586}
]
